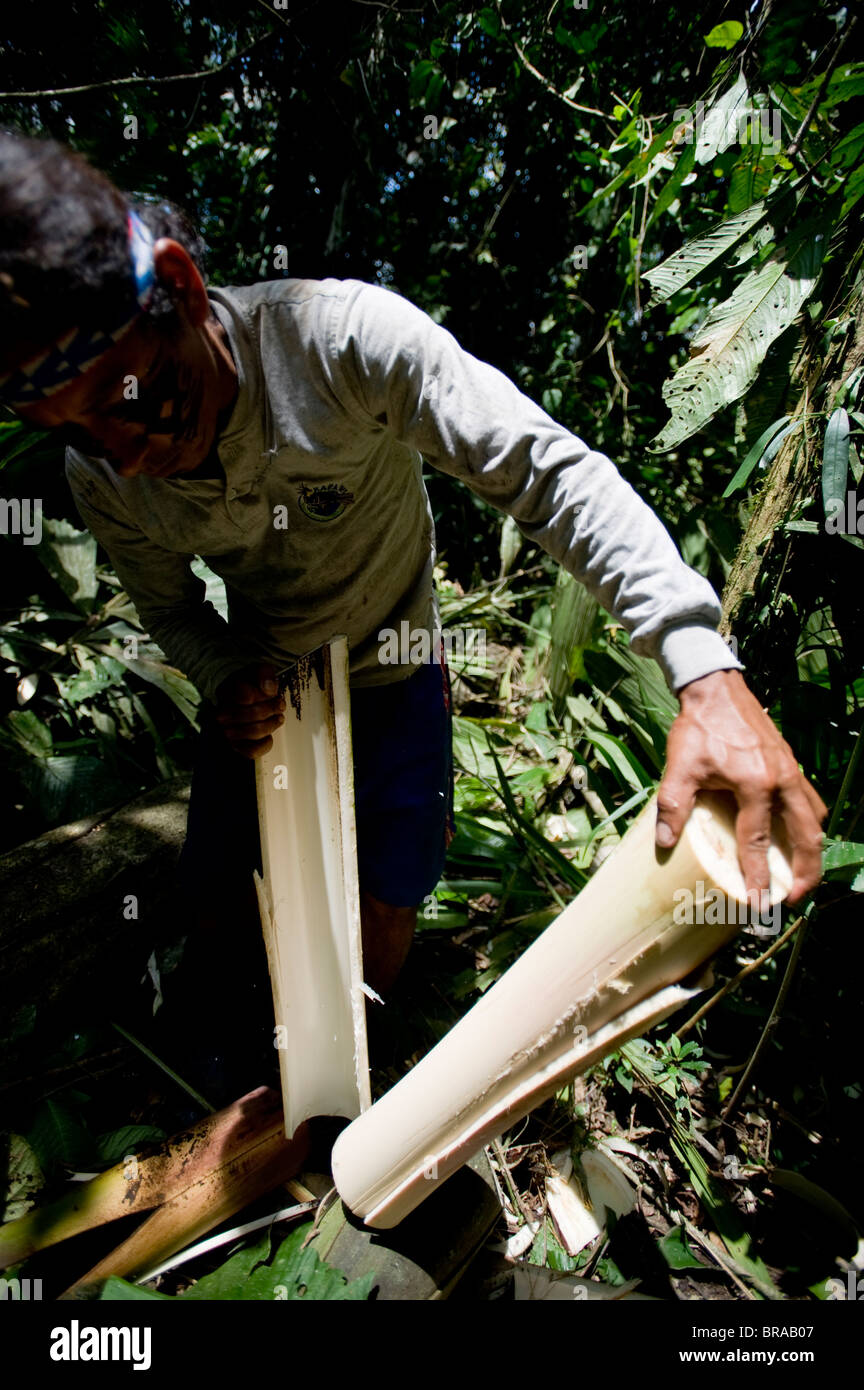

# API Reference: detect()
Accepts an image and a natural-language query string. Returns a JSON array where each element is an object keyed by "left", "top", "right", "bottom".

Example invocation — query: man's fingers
[
  {"left": 231, "top": 734, "right": 274, "bottom": 760},
  {"left": 655, "top": 777, "right": 697, "bottom": 850},
  {"left": 777, "top": 786, "right": 826, "bottom": 902},
  {"left": 799, "top": 775, "right": 829, "bottom": 825},
  {"left": 255, "top": 663, "right": 280, "bottom": 698},
  {"left": 733, "top": 790, "right": 773, "bottom": 909},
  {"left": 220, "top": 709, "right": 284, "bottom": 744},
  {"left": 217, "top": 696, "right": 285, "bottom": 727}
]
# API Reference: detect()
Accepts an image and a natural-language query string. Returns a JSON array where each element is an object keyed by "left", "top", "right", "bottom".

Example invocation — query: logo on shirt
[{"left": 298, "top": 482, "right": 354, "bottom": 521}]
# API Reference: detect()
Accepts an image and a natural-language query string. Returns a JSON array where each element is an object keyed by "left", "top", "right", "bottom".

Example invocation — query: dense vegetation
[{"left": 0, "top": 0, "right": 861, "bottom": 1302}]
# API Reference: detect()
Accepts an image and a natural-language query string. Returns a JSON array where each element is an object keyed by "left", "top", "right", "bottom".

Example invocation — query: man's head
[{"left": 0, "top": 129, "right": 236, "bottom": 478}]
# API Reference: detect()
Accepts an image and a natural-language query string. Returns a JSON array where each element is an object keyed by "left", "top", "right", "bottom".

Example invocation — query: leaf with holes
[{"left": 650, "top": 225, "right": 826, "bottom": 452}]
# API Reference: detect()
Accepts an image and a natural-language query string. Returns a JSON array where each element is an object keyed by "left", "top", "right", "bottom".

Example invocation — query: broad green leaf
[
  {"left": 823, "top": 840, "right": 864, "bottom": 871},
  {"left": 189, "top": 556, "right": 229, "bottom": 620},
  {"left": 822, "top": 408, "right": 850, "bottom": 518},
  {"left": 841, "top": 162, "right": 864, "bottom": 218},
  {"left": 499, "top": 514, "right": 523, "bottom": 575},
  {"left": 695, "top": 73, "right": 749, "bottom": 166},
  {"left": 20, "top": 753, "right": 131, "bottom": 826},
  {"left": 34, "top": 518, "right": 99, "bottom": 612},
  {"left": 5, "top": 708, "right": 53, "bottom": 758},
  {"left": 644, "top": 200, "right": 771, "bottom": 304},
  {"left": 2, "top": 1134, "right": 45, "bottom": 1223},
  {"left": 546, "top": 569, "right": 598, "bottom": 708},
  {"left": 581, "top": 728, "right": 654, "bottom": 792},
  {"left": 95, "top": 1127, "right": 167, "bottom": 1167},
  {"left": 93, "top": 645, "right": 200, "bottom": 725},
  {"left": 704, "top": 21, "right": 744, "bottom": 50},
  {"left": 182, "top": 1225, "right": 373, "bottom": 1301},
  {"left": 0, "top": 421, "right": 52, "bottom": 470},
  {"left": 25, "top": 1100, "right": 93, "bottom": 1176},
  {"left": 650, "top": 227, "right": 826, "bottom": 451},
  {"left": 659, "top": 1225, "right": 704, "bottom": 1269},
  {"left": 728, "top": 145, "right": 778, "bottom": 214}
]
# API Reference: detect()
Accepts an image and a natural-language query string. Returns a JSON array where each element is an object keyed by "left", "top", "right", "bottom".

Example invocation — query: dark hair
[{"left": 0, "top": 128, "right": 207, "bottom": 365}]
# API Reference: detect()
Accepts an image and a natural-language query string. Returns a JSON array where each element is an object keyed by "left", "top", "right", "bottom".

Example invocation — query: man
[{"left": 0, "top": 131, "right": 827, "bottom": 1003}]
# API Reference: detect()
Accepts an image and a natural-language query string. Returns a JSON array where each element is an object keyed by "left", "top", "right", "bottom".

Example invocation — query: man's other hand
[
  {"left": 214, "top": 663, "right": 286, "bottom": 759},
  {"left": 656, "top": 669, "right": 827, "bottom": 905}
]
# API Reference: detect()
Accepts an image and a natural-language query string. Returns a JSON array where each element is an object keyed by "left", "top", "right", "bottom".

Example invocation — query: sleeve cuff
[{"left": 655, "top": 624, "right": 744, "bottom": 695}]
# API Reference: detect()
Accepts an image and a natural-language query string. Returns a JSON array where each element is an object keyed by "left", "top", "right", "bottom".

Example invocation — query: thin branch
[
  {"left": 0, "top": 33, "right": 270, "bottom": 100},
  {"left": 721, "top": 906, "right": 814, "bottom": 1121},
  {"left": 676, "top": 914, "right": 804, "bottom": 1040},
  {"left": 786, "top": 13, "right": 857, "bottom": 160},
  {"left": 494, "top": 2, "right": 610, "bottom": 120}
]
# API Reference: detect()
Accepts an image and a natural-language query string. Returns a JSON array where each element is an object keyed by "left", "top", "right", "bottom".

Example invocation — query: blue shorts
[{"left": 178, "top": 655, "right": 455, "bottom": 911}]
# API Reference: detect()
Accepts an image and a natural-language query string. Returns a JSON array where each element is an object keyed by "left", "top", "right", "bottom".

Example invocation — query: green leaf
[
  {"left": 841, "top": 162, "right": 864, "bottom": 218},
  {"left": 821, "top": 408, "right": 850, "bottom": 518},
  {"left": 95, "top": 1127, "right": 167, "bottom": 1167},
  {"left": 695, "top": 73, "right": 749, "bottom": 165},
  {"left": 99, "top": 1277, "right": 171, "bottom": 1301},
  {"left": 94, "top": 645, "right": 200, "bottom": 725},
  {"left": 704, "top": 21, "right": 744, "bottom": 49},
  {"left": 5, "top": 708, "right": 53, "bottom": 758},
  {"left": 648, "top": 138, "right": 697, "bottom": 226},
  {"left": 722, "top": 415, "right": 795, "bottom": 497},
  {"left": 25, "top": 1100, "right": 93, "bottom": 1176},
  {"left": 659, "top": 1224, "right": 704, "bottom": 1269},
  {"left": 650, "top": 226, "right": 826, "bottom": 452},
  {"left": 576, "top": 121, "right": 679, "bottom": 218},
  {"left": 580, "top": 728, "right": 654, "bottom": 792},
  {"left": 823, "top": 839, "right": 864, "bottom": 872},
  {"left": 34, "top": 518, "right": 99, "bottom": 612},
  {"left": 0, "top": 421, "right": 52, "bottom": 470},
  {"left": 728, "top": 146, "right": 778, "bottom": 215},
  {"left": 183, "top": 1225, "right": 373, "bottom": 1301},
  {"left": 2, "top": 1134, "right": 45, "bottom": 1223}
]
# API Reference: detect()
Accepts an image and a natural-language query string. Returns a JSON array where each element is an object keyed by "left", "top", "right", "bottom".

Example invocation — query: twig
[
  {"left": 491, "top": 1138, "right": 535, "bottom": 1227},
  {"left": 676, "top": 914, "right": 804, "bottom": 1040},
  {"left": 721, "top": 906, "right": 815, "bottom": 1121},
  {"left": 111, "top": 1020, "right": 215, "bottom": 1115},
  {"left": 136, "top": 1200, "right": 316, "bottom": 1285},
  {"left": 0, "top": 33, "right": 270, "bottom": 100},
  {"left": 786, "top": 14, "right": 857, "bottom": 160},
  {"left": 494, "top": 3, "right": 610, "bottom": 120},
  {"left": 827, "top": 722, "right": 864, "bottom": 837}
]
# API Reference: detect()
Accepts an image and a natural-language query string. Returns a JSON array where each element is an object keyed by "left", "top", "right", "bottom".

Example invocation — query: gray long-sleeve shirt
[{"left": 65, "top": 276, "right": 742, "bottom": 705}]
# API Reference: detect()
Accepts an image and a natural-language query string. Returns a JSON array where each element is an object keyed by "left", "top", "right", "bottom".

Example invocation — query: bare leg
[{"left": 360, "top": 890, "right": 418, "bottom": 996}]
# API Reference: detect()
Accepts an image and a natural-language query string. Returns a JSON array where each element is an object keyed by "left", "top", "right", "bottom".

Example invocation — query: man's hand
[
  {"left": 214, "top": 663, "right": 286, "bottom": 759},
  {"left": 656, "top": 669, "right": 827, "bottom": 905}
]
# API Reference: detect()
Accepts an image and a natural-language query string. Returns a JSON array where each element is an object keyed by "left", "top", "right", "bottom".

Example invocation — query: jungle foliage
[{"left": 0, "top": 0, "right": 862, "bottom": 1302}]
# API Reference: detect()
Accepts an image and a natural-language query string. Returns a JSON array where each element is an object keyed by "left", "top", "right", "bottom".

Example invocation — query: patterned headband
[{"left": 0, "top": 209, "right": 156, "bottom": 409}]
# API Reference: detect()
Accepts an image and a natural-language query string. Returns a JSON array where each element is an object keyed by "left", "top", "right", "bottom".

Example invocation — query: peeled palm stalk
[
  {"left": 253, "top": 637, "right": 371, "bottom": 1137},
  {"left": 332, "top": 790, "right": 793, "bottom": 1228}
]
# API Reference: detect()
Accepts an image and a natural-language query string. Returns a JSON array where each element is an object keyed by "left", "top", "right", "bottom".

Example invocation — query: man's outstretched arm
[{"left": 326, "top": 281, "right": 826, "bottom": 900}]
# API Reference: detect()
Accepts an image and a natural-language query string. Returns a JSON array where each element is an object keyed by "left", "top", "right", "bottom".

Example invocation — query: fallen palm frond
[
  {"left": 0, "top": 1088, "right": 301, "bottom": 1272},
  {"left": 60, "top": 1116, "right": 310, "bottom": 1297},
  {"left": 332, "top": 791, "right": 793, "bottom": 1228}
]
